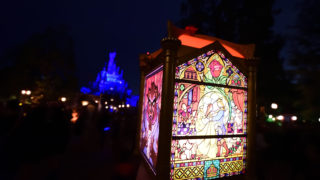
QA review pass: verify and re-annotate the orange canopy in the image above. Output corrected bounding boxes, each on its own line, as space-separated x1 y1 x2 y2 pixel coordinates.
171 25 255 59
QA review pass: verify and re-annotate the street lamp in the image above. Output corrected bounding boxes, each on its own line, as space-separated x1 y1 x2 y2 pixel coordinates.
276 115 284 121
82 100 89 106
21 90 31 95
60 97 67 102
291 116 297 121
271 103 278 109
26 90 31 95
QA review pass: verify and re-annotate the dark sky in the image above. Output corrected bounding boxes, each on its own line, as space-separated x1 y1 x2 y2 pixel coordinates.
0 0 295 95
0 0 182 95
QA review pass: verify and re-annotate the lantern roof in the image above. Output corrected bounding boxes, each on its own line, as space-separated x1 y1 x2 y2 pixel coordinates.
142 24 255 68
170 25 255 59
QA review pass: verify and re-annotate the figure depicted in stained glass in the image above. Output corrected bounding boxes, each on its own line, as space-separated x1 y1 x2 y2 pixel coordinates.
209 59 223 78
177 140 197 160
189 111 197 135
196 92 230 158
229 75 245 134
196 91 229 137
178 103 189 135
174 83 246 137
216 139 230 157
140 68 163 167
145 82 160 165
231 105 243 134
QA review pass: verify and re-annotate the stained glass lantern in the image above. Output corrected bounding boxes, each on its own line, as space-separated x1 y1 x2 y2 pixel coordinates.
137 23 257 180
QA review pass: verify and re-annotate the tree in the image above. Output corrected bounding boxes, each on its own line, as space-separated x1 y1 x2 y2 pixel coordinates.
179 0 295 112
288 0 320 122
0 26 78 103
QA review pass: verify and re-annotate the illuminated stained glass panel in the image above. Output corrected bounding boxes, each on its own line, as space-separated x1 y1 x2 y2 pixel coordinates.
140 66 163 169
175 50 247 88
173 82 247 136
170 137 246 179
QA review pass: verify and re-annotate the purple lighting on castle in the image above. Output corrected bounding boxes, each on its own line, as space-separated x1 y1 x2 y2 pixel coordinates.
80 52 139 107
93 52 128 95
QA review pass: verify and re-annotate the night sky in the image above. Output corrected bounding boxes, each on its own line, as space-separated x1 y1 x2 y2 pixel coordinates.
0 0 295 95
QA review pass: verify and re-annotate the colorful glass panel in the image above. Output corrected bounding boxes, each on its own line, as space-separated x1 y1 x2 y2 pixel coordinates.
140 66 163 169
172 83 247 136
170 137 246 180
172 49 248 179
175 50 247 88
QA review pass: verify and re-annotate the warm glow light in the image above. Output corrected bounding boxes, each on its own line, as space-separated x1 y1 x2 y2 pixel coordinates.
60 97 67 102
318 117 320 122
82 101 89 106
111 98 114 102
118 105 121 108
105 101 108 105
268 114 273 118
105 106 109 109
26 90 31 95
271 103 278 109
126 104 130 108
291 116 297 121
19 102 23 106
277 115 284 121
71 110 78 123
121 104 125 108
21 90 26 95
113 107 117 110
95 100 99 104
178 34 213 48
178 34 245 58
221 44 245 59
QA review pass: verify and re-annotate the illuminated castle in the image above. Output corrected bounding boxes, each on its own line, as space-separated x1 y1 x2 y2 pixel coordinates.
81 52 138 106
93 52 128 95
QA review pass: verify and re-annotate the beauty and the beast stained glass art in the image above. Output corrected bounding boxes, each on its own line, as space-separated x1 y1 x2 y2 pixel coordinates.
173 83 247 137
170 138 246 179
171 137 246 162
175 50 247 88
170 50 247 179
140 66 163 169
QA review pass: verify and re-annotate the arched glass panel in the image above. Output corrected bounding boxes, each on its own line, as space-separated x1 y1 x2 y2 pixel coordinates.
176 50 247 88
171 49 247 179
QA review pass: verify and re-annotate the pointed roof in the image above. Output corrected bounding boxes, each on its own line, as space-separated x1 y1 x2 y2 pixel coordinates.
144 24 255 65
170 24 255 59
